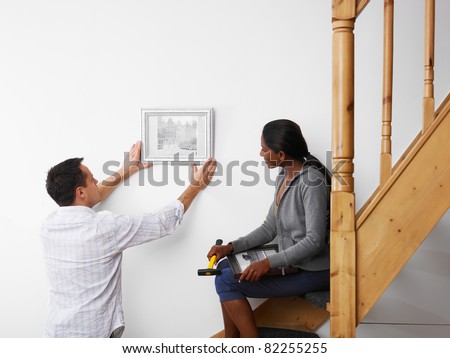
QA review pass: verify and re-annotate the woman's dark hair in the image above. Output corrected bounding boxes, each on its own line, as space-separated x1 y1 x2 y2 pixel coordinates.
263 119 331 187
262 119 309 161
46 157 86 207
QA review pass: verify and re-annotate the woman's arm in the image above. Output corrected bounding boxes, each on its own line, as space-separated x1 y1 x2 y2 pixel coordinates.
230 201 277 253
207 202 277 263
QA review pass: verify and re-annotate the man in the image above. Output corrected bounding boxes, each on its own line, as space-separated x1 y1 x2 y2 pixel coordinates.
41 141 216 337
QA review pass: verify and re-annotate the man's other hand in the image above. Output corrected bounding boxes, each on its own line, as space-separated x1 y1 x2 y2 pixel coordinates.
190 158 217 190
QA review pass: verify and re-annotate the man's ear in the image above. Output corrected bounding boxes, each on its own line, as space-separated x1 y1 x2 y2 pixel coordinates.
75 186 86 200
278 151 286 161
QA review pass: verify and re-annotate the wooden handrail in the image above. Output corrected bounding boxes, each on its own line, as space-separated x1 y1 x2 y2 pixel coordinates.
380 0 394 186
423 0 435 132
356 0 370 18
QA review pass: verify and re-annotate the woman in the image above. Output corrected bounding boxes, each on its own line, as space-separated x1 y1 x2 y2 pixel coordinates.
207 119 330 338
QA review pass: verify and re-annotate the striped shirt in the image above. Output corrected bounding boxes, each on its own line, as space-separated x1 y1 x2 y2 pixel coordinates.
41 200 184 337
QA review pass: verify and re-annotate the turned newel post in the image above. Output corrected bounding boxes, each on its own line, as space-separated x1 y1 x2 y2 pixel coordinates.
330 0 357 338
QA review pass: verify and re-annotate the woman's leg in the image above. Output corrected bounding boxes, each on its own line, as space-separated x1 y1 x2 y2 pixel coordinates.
216 261 259 337
220 302 239 338
222 299 259 338
215 259 330 337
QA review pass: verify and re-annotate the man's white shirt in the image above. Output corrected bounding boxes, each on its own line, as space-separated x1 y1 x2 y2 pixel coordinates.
41 200 184 337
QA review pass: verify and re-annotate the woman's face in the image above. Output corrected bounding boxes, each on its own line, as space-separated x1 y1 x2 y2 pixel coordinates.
260 135 280 168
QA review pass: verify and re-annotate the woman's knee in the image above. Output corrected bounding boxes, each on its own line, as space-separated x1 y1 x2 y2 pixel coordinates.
215 267 236 293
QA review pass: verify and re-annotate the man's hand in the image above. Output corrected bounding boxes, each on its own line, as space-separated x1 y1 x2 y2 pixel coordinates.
122 141 152 179
98 141 151 202
190 158 217 190
101 141 151 188
239 258 271 282
178 158 217 212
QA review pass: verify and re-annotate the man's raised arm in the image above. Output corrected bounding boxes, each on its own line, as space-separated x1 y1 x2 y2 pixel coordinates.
97 141 150 202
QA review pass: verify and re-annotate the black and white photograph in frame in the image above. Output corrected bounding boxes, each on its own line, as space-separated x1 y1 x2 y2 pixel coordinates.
141 108 214 163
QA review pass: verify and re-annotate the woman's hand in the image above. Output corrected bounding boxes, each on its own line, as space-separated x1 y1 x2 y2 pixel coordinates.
239 258 271 282
207 243 233 264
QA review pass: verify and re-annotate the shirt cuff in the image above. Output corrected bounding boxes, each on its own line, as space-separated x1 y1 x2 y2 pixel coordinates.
229 238 247 254
175 199 185 217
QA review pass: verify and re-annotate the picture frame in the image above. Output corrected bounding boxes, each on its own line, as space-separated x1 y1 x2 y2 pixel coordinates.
227 244 300 278
141 108 214 164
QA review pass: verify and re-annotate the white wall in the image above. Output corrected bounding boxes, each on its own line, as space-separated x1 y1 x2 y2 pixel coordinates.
0 0 448 338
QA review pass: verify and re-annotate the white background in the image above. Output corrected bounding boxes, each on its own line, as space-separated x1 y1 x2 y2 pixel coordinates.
0 0 449 338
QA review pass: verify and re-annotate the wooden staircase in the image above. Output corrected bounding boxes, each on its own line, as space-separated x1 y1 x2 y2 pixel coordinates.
330 0 450 337
355 93 450 323
233 0 449 339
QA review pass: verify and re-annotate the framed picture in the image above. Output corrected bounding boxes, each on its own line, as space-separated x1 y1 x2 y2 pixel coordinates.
141 108 214 163
226 244 299 278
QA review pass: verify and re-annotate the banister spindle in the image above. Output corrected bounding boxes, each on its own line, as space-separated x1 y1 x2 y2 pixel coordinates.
423 0 435 133
380 0 394 186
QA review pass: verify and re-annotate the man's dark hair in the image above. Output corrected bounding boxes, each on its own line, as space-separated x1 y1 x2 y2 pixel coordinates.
46 158 86 206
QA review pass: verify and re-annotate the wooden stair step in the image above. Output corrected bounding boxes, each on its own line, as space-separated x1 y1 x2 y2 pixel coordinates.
210 296 330 338
303 291 330 311
253 296 329 333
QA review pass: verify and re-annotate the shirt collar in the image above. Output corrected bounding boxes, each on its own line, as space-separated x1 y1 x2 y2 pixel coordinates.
53 205 96 217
